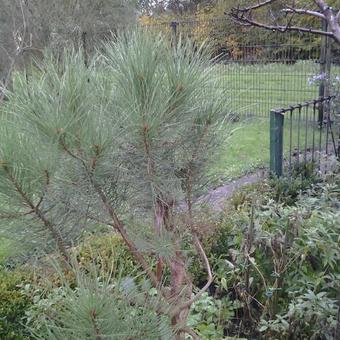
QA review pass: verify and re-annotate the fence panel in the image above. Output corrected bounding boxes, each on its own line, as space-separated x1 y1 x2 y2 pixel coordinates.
143 18 338 118
270 96 339 177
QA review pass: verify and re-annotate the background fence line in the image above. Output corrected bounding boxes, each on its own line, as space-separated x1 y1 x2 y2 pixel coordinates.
143 17 340 118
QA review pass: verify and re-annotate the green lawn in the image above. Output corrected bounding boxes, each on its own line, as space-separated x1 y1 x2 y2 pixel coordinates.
214 61 340 117
212 116 327 182
208 60 338 182
212 119 270 181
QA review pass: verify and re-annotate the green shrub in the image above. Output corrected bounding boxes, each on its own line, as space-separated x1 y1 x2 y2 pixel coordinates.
188 174 340 338
22 233 154 338
187 292 243 339
258 290 338 340
270 162 319 205
0 268 32 339
75 233 138 278
30 233 145 291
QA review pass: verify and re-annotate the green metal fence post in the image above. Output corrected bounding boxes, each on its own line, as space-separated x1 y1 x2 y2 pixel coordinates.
270 110 284 177
170 21 178 45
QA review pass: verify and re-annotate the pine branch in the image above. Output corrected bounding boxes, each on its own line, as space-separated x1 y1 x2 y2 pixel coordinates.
90 309 105 340
1 164 70 264
90 173 162 291
0 210 34 219
35 169 50 209
59 140 162 291
85 213 114 227
174 138 214 317
171 235 213 317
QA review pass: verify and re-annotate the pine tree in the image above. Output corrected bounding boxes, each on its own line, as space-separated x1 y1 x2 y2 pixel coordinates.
0 30 230 338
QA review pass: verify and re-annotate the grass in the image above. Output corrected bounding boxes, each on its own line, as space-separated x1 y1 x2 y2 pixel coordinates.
212 116 329 183
212 119 269 182
215 61 340 117
208 60 339 182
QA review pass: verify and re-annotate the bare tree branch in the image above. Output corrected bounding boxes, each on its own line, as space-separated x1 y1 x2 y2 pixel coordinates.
230 9 333 36
229 0 340 44
236 0 279 13
282 7 325 20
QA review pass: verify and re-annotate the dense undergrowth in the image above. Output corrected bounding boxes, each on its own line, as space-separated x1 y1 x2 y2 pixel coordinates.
191 170 340 339
1 166 339 339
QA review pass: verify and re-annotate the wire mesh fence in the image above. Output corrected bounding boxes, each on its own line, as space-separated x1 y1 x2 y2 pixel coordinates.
143 18 340 118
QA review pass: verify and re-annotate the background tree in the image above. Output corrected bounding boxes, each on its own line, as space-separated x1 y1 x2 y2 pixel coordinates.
139 0 218 15
0 0 136 98
139 0 326 61
140 0 262 58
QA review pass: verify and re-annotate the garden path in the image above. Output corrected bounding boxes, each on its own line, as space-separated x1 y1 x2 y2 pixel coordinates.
197 170 266 210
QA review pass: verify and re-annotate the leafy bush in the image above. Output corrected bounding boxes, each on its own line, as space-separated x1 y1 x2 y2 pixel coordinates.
20 233 159 338
0 235 137 339
258 290 338 340
75 233 138 278
0 268 32 339
22 233 140 292
269 162 319 205
187 292 240 339
188 173 340 338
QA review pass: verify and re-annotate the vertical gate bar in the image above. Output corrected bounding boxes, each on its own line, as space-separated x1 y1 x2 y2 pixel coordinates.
312 101 317 162
325 98 330 155
324 98 331 173
304 104 309 164
289 108 293 176
329 105 338 158
297 105 302 166
318 100 323 167
270 110 284 177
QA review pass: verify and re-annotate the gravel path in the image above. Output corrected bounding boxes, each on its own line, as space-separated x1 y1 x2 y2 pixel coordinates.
196 170 266 210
